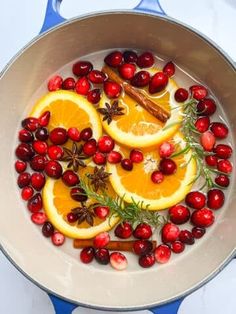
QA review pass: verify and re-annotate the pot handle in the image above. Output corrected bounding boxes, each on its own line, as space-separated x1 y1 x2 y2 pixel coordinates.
49 294 78 314
134 0 166 15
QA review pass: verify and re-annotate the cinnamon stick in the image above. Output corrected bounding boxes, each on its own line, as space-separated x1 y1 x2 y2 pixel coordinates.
102 65 170 123
73 239 157 252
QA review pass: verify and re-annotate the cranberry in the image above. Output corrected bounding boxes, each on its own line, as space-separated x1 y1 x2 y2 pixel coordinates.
83 139 97 156
207 189 225 210
159 141 175 158
93 152 106 165
217 159 232 173
21 186 33 200
137 52 154 68
80 247 94 264
21 117 39 132
215 174 230 187
93 232 110 248
47 145 64 160
62 170 79 187
87 89 101 104
191 208 214 228
45 160 62 179
149 72 168 94
42 221 54 237
123 50 138 63
210 122 228 139
185 191 206 209
98 135 114 153
49 127 68 145
161 223 180 243
70 187 88 202
214 144 232 159
119 63 136 80
192 226 206 239
163 61 175 77
94 248 110 265
151 171 164 184
107 151 122 164
159 158 177 175
18 129 34 143
31 172 46 191
72 61 93 76
104 81 122 99
200 131 215 151
17 172 31 188
67 127 80 142
197 98 216 116
133 223 152 239
195 117 210 133
47 75 63 91
114 222 133 239
154 244 171 264
131 71 150 87
139 253 155 268
110 252 128 271
27 193 43 213
179 230 195 245
31 212 47 225
88 70 106 84
38 111 50 127
67 212 78 223
62 77 75 90
130 149 143 163
190 85 208 100
51 232 65 246
174 88 189 102
133 240 154 256
169 204 190 224
205 155 218 167
171 241 185 254
30 155 47 171
15 143 35 161
32 140 48 155
121 158 133 171
15 160 27 173
104 51 123 68
75 77 91 95
80 127 93 141
94 205 110 219
35 127 49 141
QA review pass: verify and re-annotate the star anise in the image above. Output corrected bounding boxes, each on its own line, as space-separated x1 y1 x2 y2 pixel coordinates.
97 100 124 124
62 142 88 172
71 204 95 226
87 166 111 192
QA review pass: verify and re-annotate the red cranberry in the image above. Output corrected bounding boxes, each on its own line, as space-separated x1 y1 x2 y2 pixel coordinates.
119 63 136 80
207 189 225 210
163 61 175 77
31 212 47 225
27 193 43 213
70 187 88 202
72 61 93 76
139 253 155 268
83 139 97 156
133 223 152 239
45 160 62 179
179 230 195 245
62 77 75 90
133 240 154 256
137 52 154 68
169 204 190 225
197 98 216 116
31 172 45 191
15 160 27 173
174 88 189 102
200 131 215 151
17 172 31 188
151 171 164 184
80 247 94 264
205 155 218 167
62 170 79 187
87 89 101 104
38 111 50 127
217 159 232 173
75 77 91 95
80 127 93 141
88 70 106 84
192 226 206 239
210 122 228 139
130 149 143 163
47 145 64 160
104 81 122 99
18 129 34 143
171 241 185 254
121 158 133 171
159 141 175 158
51 232 65 246
190 85 208 100
32 140 47 155
30 155 47 171
123 50 138 63
104 51 123 68
159 158 177 175
93 152 106 165
21 117 39 132
215 174 230 187
195 117 210 133
98 135 114 153
114 222 133 239
107 151 122 164
110 252 128 271
15 143 35 161
94 248 110 265
149 72 168 94
93 232 110 248
67 127 80 142
154 244 171 264
67 212 78 223
161 223 180 243
185 191 206 209
42 221 54 237
191 208 214 227
47 75 63 91
214 144 232 159
131 71 150 87
35 127 49 141
94 205 110 219
49 127 68 145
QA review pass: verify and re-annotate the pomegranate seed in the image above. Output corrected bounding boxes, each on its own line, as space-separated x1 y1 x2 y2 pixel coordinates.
67 212 78 223
123 50 138 63
192 226 206 239
104 51 123 68
42 221 54 237
38 111 50 127
174 88 189 102
190 85 208 100
49 127 68 145
70 187 88 202
191 208 215 227
94 248 110 265
88 70 106 84
35 127 49 141
62 77 75 90
137 52 154 68
214 144 232 159
207 189 225 210
205 155 218 167
159 158 177 175
121 159 133 171
67 127 80 142
47 145 64 160
15 160 27 173
87 89 101 104
154 244 171 264
51 232 65 246
161 223 180 243
94 205 110 219
151 171 164 184
80 247 94 264
21 186 34 201
93 232 110 248
72 61 93 76
93 152 106 165
31 172 45 191
130 149 143 163
114 222 133 239
163 61 175 77
133 223 152 239
104 81 122 98
15 143 34 161
185 191 206 209
195 117 210 133
21 117 39 132
27 193 42 213
217 159 232 173
169 204 190 224
18 129 34 143
179 230 195 245
83 139 97 156
110 252 128 270
75 77 90 95
47 75 63 91
45 160 62 179
31 212 47 225
30 155 47 171
215 174 230 187
131 71 150 87
197 98 216 116
210 122 228 139
139 253 155 268
133 240 154 256
149 72 168 94
98 135 114 153
200 131 215 151
107 151 122 164
80 127 93 141
159 141 175 158
171 241 185 254
119 63 136 80
17 172 31 188
62 170 79 187
32 140 48 155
